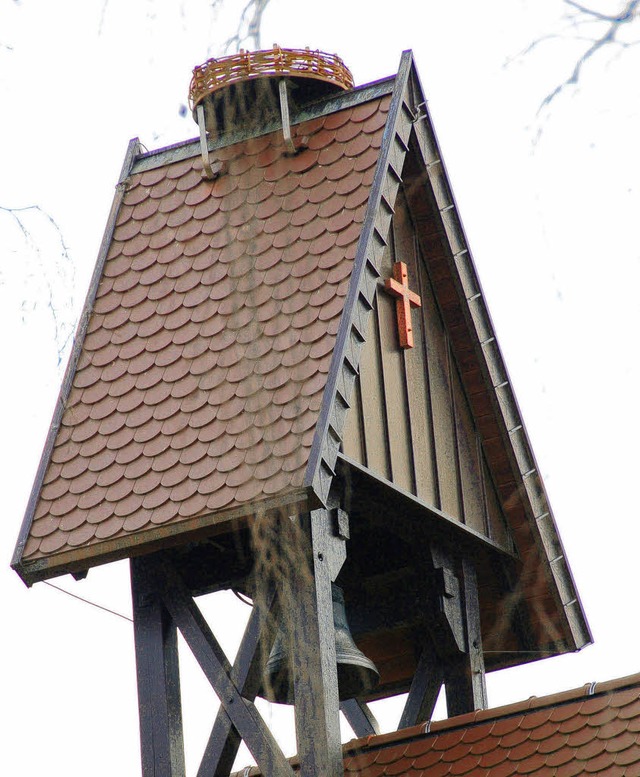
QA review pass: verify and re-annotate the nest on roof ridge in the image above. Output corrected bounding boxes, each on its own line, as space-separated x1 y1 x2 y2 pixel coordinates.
189 45 354 116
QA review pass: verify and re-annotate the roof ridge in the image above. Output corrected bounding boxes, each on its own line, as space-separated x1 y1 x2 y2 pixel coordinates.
342 670 640 755
131 76 396 177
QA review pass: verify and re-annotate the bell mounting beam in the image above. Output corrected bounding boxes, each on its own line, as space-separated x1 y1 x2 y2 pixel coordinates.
444 558 488 716
398 547 488 729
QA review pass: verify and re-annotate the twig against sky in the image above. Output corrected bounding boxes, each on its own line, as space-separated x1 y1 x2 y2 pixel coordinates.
1 204 75 364
535 0 640 112
211 0 272 53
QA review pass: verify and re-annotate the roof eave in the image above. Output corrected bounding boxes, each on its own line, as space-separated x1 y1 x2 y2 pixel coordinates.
11 138 142 585
14 485 315 586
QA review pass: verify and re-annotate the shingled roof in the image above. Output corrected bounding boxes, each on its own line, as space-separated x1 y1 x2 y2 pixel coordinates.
233 672 640 776
12 83 391 581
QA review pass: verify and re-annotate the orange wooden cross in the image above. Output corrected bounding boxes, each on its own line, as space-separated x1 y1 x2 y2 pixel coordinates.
383 261 422 349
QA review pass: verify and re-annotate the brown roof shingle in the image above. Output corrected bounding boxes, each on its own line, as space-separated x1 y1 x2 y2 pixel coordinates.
21 93 390 567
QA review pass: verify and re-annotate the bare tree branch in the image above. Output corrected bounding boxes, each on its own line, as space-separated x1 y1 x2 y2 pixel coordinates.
1 204 75 364
211 0 273 53
533 0 640 113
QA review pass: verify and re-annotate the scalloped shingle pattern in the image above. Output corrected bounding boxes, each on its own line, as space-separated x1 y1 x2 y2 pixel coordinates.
24 95 390 562
340 675 640 777
229 675 640 776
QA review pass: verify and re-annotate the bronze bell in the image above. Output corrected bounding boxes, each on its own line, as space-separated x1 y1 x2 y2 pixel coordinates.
262 584 379 704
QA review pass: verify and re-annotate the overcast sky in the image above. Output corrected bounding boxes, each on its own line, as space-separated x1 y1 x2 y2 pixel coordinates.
3 1 640 774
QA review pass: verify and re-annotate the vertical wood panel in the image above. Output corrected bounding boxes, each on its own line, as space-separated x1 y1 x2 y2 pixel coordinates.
420 271 461 520
451 366 486 533
342 374 366 465
483 456 510 547
408 243 440 507
359 299 391 480
377 255 415 494
393 198 439 505
403 312 438 505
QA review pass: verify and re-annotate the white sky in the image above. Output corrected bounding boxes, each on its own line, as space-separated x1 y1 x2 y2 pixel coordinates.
2 1 640 774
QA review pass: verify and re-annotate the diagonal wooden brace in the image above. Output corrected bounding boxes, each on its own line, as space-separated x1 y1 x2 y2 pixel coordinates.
340 699 380 737
197 585 280 777
145 555 295 777
399 640 443 728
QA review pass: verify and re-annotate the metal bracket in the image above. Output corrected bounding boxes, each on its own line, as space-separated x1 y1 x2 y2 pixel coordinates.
196 103 223 180
411 100 428 123
278 79 297 156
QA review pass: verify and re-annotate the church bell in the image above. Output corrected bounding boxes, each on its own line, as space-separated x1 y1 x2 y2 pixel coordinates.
262 584 379 704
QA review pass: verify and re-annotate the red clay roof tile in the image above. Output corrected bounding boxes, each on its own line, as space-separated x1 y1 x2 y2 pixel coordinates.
17 94 390 568
319 674 640 777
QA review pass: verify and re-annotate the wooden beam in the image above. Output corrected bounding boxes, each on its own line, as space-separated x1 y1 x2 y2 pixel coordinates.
444 558 488 717
146 555 295 777
399 641 443 729
198 586 279 777
340 699 380 737
284 509 344 777
131 557 186 777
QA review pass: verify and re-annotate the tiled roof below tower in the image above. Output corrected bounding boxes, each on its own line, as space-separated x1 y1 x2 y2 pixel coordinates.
341 673 640 777
232 673 640 776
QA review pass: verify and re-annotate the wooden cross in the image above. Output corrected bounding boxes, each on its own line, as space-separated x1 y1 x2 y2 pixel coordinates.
384 261 422 348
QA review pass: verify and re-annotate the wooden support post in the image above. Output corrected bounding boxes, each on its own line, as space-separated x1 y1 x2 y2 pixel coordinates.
283 508 344 777
444 558 488 717
131 557 186 777
340 699 380 737
399 641 443 729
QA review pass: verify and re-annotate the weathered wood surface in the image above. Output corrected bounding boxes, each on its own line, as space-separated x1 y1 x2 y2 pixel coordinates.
198 586 279 777
285 510 344 777
341 188 510 546
444 558 488 717
145 555 295 777
341 699 381 737
399 641 443 729
131 557 186 777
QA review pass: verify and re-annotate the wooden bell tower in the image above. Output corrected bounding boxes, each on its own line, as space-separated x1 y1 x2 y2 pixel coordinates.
13 48 591 776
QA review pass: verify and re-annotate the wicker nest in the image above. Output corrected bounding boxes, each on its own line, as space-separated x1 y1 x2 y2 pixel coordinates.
189 45 354 112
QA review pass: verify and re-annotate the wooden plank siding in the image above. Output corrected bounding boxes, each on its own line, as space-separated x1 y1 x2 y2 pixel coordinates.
341 189 509 547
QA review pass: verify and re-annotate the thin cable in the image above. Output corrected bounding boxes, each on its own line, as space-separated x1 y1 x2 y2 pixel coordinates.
483 649 569 655
43 581 133 623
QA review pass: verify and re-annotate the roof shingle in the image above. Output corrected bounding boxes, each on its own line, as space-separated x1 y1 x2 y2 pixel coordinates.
225 675 640 777
336 674 640 777
21 94 390 565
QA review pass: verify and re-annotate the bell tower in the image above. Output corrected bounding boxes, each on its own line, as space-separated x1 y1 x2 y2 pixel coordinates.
13 47 591 776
